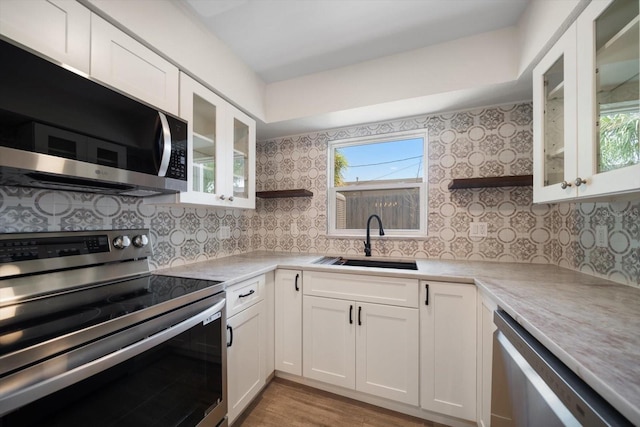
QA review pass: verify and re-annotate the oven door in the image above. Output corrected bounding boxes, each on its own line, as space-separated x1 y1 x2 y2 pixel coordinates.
0 294 227 427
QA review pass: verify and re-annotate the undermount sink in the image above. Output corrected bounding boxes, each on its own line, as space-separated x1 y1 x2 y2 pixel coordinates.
315 257 418 270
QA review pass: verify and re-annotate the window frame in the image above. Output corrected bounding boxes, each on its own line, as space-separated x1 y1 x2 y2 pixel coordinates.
327 129 428 237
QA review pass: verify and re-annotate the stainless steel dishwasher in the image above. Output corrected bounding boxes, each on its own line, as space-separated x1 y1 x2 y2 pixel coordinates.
492 309 632 427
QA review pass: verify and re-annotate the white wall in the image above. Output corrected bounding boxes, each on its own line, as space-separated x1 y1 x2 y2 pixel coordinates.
516 0 587 75
84 0 266 121
264 0 589 129
265 27 519 123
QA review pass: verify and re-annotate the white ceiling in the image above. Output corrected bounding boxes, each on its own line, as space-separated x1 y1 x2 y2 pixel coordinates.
183 0 529 83
179 0 532 139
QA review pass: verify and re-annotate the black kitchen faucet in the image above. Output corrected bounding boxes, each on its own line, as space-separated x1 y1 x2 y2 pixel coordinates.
364 214 384 256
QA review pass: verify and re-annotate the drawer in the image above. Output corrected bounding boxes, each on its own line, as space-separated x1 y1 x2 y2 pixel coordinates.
226 275 265 318
303 271 418 308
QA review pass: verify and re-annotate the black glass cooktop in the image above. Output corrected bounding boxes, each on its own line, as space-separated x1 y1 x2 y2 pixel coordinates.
0 275 222 357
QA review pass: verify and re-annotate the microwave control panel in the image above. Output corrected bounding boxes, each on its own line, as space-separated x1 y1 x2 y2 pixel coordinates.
167 139 187 181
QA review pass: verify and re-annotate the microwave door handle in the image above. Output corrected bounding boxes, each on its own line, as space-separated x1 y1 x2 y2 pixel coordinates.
157 111 172 177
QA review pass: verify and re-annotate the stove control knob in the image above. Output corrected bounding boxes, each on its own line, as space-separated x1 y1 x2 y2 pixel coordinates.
113 235 131 249
132 234 149 248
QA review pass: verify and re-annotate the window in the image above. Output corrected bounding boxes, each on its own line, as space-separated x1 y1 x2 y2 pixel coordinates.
328 130 427 236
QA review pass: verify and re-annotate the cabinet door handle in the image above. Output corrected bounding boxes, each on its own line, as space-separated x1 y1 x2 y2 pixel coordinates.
238 289 255 298
358 306 362 326
349 305 353 324
227 325 233 347
295 273 300 291
425 284 429 306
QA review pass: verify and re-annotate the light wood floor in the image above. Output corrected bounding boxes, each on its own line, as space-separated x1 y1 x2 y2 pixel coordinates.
234 378 449 427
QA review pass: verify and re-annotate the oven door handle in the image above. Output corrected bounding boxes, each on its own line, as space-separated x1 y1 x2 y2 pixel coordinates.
0 297 226 416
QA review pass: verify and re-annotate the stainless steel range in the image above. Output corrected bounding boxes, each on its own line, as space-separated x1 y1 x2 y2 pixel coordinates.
0 229 227 427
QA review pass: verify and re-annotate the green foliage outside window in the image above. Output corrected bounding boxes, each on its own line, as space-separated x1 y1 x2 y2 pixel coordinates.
334 149 348 186
203 161 215 193
234 156 245 177
599 112 640 172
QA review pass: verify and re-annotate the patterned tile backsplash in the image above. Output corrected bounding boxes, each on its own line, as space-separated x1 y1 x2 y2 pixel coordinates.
0 187 249 270
251 102 639 286
0 102 638 286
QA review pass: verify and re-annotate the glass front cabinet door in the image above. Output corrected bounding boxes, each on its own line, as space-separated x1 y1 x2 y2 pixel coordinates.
178 73 227 205
534 0 640 203
226 105 256 209
153 73 255 208
577 0 640 199
533 24 578 203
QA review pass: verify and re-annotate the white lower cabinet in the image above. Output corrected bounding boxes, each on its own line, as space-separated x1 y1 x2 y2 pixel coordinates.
265 271 275 378
356 301 419 404
420 281 477 421
220 268 494 427
274 269 303 375
303 295 355 389
302 271 419 406
226 276 267 424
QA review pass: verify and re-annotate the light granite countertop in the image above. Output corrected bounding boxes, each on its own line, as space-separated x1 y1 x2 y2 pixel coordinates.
153 251 325 284
155 251 640 424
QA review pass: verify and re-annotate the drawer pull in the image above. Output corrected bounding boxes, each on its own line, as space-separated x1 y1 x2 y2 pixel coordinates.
425 284 429 305
238 289 255 298
349 305 353 324
295 273 300 291
358 306 362 326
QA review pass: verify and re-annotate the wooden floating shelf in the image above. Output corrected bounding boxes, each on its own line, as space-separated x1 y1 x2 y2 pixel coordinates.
448 175 533 190
256 189 314 198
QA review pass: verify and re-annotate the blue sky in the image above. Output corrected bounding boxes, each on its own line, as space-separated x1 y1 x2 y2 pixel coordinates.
337 138 424 182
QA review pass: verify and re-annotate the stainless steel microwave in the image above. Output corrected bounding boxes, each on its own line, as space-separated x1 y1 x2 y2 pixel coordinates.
0 39 187 196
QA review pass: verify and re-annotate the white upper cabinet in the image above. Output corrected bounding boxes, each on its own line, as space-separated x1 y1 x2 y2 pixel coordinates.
576 0 640 198
533 24 578 203
0 2 179 114
90 13 179 115
0 0 90 73
226 103 256 209
175 73 227 206
151 73 255 208
534 0 640 203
